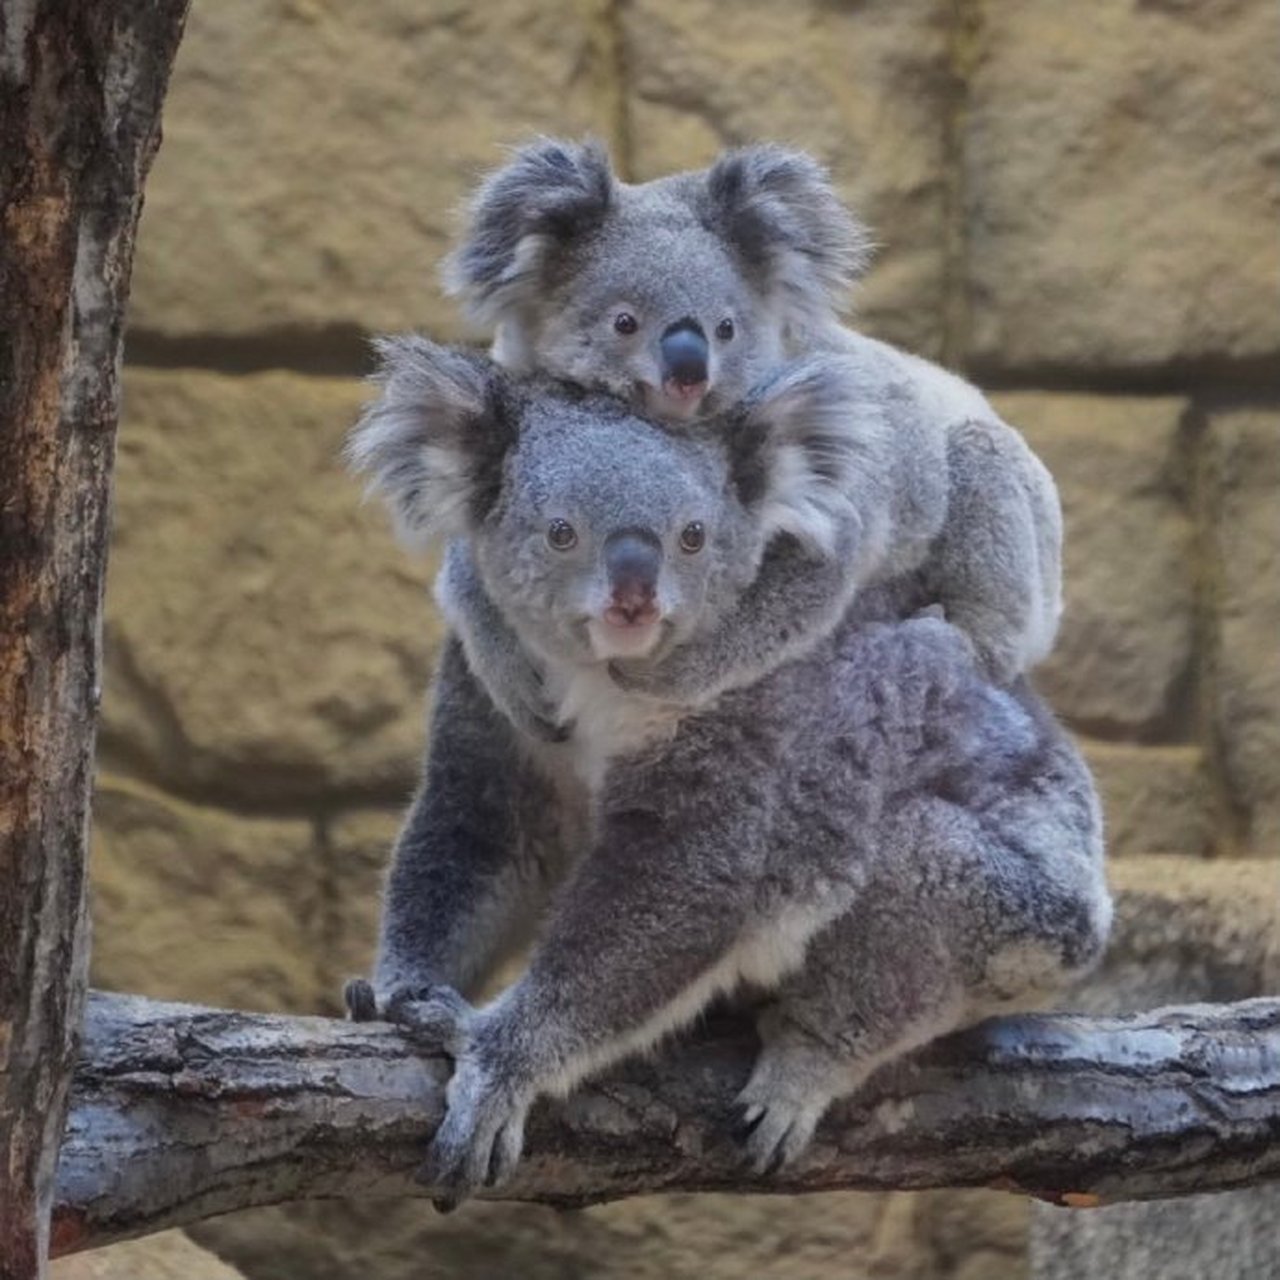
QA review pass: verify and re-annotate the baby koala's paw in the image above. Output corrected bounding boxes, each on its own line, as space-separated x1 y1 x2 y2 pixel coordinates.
417 1041 532 1210
342 978 474 1055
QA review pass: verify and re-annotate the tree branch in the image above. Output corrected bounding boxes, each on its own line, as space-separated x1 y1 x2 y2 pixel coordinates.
51 990 1280 1256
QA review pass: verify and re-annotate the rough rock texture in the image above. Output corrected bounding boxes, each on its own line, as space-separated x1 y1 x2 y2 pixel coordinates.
1077 741 1212 860
622 0 954 360
90 777 323 1012
1205 408 1280 853
1032 1189 1280 1280
93 1 1279 1277
128 2 604 347
320 809 403 1006
190 1193 891 1280
51 1232 245 1280
995 393 1196 740
963 0 1280 375
102 370 443 806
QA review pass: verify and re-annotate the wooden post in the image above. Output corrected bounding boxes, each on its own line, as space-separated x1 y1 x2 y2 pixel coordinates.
0 5 188 1276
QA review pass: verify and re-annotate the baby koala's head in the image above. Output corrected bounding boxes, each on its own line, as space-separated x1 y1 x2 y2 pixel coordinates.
442 138 871 423
350 337 862 668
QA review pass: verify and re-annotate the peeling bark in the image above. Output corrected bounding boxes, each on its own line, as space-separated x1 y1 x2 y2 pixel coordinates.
0 6 188 1278
50 991 1280 1256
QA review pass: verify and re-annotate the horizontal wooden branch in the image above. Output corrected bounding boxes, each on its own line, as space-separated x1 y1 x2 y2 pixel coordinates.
51 990 1280 1255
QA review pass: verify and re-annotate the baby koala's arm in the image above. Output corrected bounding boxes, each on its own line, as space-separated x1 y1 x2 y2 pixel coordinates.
611 526 861 705
435 539 568 743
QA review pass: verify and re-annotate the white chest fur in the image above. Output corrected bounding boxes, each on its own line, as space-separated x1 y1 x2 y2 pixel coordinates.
543 662 684 792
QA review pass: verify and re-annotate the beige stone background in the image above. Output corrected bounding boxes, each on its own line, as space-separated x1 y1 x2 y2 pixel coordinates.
76 0 1279 1277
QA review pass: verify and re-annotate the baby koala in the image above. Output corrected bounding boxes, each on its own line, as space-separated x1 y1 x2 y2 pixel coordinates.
347 337 1110 1206
437 138 1062 740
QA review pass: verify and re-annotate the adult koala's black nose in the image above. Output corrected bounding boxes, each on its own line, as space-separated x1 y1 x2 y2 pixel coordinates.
659 319 709 389
604 530 662 614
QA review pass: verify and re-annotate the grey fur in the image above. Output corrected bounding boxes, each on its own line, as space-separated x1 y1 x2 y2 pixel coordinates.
347 342 1110 1205
439 137 1061 723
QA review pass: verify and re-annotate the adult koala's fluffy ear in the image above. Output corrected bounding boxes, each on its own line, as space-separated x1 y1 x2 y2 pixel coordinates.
348 336 515 547
731 356 884 556
443 137 616 324
703 146 872 331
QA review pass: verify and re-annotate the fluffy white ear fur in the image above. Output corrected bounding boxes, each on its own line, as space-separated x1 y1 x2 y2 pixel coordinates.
705 146 875 335
347 336 503 548
745 357 886 557
441 136 615 326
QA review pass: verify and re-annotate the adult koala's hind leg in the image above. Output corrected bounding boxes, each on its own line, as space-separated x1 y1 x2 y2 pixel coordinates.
737 674 1109 1173
737 896 965 1173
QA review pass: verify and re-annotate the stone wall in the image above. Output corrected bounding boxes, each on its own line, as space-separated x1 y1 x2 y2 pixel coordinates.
91 2 1279 1277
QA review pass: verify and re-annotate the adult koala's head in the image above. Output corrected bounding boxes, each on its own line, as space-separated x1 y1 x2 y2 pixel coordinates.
350 336 862 668
442 138 871 423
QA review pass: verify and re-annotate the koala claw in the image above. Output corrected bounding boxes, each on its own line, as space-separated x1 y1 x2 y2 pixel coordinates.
735 1095 822 1174
343 977 379 1022
387 985 474 1055
734 1026 840 1173
343 979 474 1055
417 1054 530 1206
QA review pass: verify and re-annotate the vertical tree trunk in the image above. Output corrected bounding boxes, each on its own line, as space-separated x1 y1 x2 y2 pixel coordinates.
0 5 188 1276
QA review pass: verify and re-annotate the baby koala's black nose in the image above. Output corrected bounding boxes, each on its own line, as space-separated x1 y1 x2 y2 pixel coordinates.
659 319 709 390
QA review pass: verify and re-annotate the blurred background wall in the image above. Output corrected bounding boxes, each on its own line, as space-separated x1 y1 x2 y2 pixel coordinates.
85 1 1278 1277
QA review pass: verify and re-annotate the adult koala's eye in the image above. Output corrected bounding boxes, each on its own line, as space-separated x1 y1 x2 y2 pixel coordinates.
546 519 578 551
715 318 735 341
613 312 639 336
679 522 706 554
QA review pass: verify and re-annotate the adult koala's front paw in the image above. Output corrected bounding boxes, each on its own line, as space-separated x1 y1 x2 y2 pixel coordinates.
343 978 474 1055
417 1043 533 1209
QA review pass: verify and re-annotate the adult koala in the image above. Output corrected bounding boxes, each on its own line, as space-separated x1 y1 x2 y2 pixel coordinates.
346 336 1111 1208
435 138 1062 740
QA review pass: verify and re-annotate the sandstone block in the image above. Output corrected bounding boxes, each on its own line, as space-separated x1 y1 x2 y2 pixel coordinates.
321 808 403 1004
90 777 322 1012
1206 407 1280 853
52 1231 247 1280
623 0 953 358
1074 854 1279 1012
964 0 1280 373
994 393 1195 737
103 369 443 801
129 1 603 342
1080 740 1213 859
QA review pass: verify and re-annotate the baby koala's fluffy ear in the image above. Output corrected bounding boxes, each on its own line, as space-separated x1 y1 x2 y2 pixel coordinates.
703 146 872 331
442 137 616 324
731 356 881 556
348 336 515 547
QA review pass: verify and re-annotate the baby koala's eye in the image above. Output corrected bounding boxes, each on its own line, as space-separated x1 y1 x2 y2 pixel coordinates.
613 312 639 336
546 519 578 551
678 521 706 554
715 318 735 341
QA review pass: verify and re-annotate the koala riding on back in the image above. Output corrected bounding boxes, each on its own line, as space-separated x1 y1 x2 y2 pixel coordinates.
346 337 1111 1207
436 138 1063 738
